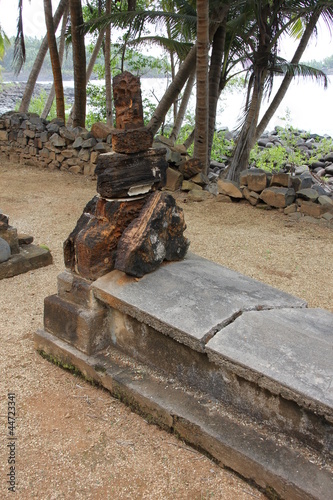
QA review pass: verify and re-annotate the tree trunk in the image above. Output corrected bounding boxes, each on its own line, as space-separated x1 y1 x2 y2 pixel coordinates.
207 22 227 161
256 8 322 140
19 0 68 113
67 28 105 126
169 70 195 143
147 5 228 139
105 0 113 125
41 3 69 119
193 0 209 174
147 44 197 136
69 0 86 128
226 66 266 182
44 0 65 122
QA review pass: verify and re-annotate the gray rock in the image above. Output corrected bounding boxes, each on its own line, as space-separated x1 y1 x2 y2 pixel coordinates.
312 184 329 196
0 237 11 263
46 123 60 134
72 137 84 149
296 188 319 202
49 133 66 148
318 195 333 207
294 165 309 175
325 164 333 175
81 137 97 149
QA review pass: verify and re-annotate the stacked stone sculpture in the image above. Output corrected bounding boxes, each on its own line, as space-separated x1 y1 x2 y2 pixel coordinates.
64 72 189 280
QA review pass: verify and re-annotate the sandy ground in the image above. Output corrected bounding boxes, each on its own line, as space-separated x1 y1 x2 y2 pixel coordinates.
1 157 332 499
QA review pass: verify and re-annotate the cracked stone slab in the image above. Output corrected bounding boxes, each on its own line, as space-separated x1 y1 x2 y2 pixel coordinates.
206 308 333 416
92 253 306 352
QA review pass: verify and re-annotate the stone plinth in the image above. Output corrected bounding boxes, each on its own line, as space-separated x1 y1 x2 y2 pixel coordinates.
35 254 333 500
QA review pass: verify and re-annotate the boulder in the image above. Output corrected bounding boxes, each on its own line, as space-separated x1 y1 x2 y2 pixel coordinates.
182 180 200 192
0 237 11 263
296 188 319 202
179 158 203 179
187 189 211 201
325 164 333 175
243 187 260 206
91 122 115 140
217 179 243 198
270 172 290 187
318 195 333 207
247 170 268 192
165 167 183 191
49 133 66 148
81 137 97 149
297 200 331 217
260 187 296 208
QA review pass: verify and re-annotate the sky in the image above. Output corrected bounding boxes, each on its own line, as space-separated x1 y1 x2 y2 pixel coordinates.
1 0 333 62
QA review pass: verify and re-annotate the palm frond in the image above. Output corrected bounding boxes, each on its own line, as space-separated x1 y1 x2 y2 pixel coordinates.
125 35 193 61
83 10 197 39
13 0 25 75
272 58 328 87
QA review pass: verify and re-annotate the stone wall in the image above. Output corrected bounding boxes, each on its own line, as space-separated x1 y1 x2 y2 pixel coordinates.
1 112 332 224
0 112 113 176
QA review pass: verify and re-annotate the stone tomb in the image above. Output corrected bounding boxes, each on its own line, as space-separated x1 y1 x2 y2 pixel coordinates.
0 211 52 279
35 254 333 500
35 72 333 498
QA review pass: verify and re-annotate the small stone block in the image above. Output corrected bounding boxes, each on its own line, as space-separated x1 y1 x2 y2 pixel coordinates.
111 127 153 154
0 244 52 280
43 294 108 355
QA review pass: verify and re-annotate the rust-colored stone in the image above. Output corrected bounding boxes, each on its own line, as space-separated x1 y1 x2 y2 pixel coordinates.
113 71 144 130
111 127 153 154
115 191 190 277
179 158 203 179
63 196 146 281
91 122 115 140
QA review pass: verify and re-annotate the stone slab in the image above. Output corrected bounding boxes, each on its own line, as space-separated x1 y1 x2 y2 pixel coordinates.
34 328 333 500
0 244 52 279
206 308 333 417
92 253 307 352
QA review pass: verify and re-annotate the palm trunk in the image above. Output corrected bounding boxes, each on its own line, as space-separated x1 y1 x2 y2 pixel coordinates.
207 22 227 161
193 0 209 173
105 0 113 125
44 0 65 122
147 5 228 139
69 0 86 128
67 28 105 126
169 70 195 144
226 67 266 182
19 0 68 113
256 8 322 140
147 44 197 136
41 3 69 119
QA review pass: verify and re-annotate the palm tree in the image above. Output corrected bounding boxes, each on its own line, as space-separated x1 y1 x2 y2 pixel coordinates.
41 3 69 119
256 5 330 139
226 0 328 182
69 0 86 127
193 0 209 173
44 0 66 122
105 0 113 125
19 0 68 113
